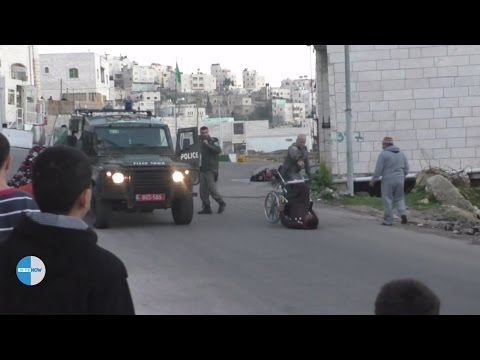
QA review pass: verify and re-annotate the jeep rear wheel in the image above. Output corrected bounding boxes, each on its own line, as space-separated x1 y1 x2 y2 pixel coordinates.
172 194 194 225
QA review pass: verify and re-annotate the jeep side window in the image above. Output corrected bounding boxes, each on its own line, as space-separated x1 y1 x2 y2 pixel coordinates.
179 132 194 150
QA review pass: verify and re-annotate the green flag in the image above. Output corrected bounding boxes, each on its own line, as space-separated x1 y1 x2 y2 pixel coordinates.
175 62 182 84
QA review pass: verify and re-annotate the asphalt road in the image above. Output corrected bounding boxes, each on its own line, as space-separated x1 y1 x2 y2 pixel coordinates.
9 149 480 314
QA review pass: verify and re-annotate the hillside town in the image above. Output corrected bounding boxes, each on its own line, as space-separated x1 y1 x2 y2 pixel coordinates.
0 46 315 157
2 45 480 179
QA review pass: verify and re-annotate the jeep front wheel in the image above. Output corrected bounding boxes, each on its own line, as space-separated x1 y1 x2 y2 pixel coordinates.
172 194 194 225
90 195 112 229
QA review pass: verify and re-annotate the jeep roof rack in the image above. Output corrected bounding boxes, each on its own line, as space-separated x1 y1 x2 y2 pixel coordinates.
75 109 153 116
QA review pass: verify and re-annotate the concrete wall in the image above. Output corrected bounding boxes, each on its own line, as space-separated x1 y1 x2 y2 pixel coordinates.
325 45 480 175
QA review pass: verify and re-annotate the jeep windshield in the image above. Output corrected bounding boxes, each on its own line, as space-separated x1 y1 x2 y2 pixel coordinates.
95 126 172 154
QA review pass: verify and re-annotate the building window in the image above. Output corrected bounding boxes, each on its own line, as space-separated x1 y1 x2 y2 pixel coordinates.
69 68 79 78
44 67 49 74
8 90 15 105
11 63 27 81
97 69 99 79
89 93 96 101
234 123 244 135
147 97 150 100
101 67 105 84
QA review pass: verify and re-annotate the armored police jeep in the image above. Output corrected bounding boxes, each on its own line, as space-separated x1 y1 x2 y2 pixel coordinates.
69 109 200 229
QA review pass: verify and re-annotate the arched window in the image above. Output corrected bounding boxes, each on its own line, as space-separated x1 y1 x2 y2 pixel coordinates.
69 68 79 78
44 67 49 74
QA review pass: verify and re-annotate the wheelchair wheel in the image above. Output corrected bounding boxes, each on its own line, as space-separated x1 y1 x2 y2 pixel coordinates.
264 191 281 224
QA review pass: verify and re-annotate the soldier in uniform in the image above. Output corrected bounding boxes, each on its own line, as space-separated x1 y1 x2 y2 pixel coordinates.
198 126 226 215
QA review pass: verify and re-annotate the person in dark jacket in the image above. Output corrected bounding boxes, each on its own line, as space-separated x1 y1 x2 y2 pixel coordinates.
279 182 318 230
281 134 311 181
370 136 410 226
198 126 226 214
0 146 135 315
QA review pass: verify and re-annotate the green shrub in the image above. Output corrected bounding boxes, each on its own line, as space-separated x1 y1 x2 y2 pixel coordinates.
310 162 334 194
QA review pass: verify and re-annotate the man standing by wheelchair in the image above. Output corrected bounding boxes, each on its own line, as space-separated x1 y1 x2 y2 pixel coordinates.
273 134 318 229
281 134 311 181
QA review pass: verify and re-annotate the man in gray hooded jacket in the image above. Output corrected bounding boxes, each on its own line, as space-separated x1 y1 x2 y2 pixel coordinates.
370 137 409 226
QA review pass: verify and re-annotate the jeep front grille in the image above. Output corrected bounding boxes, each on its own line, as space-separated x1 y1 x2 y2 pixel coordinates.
130 169 171 193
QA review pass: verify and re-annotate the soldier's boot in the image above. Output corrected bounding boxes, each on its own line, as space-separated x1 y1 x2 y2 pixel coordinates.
218 201 226 214
198 206 213 215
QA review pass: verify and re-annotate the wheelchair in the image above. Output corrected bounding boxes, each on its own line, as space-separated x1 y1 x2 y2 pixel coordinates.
264 166 312 224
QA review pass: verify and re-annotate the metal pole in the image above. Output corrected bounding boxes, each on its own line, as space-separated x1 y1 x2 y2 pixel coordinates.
344 45 354 196
174 77 177 133
314 46 322 164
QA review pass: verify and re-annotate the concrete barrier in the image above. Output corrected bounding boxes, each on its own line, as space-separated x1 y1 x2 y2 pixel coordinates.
2 129 33 149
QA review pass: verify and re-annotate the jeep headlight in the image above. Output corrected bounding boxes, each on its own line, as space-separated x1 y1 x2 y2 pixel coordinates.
172 171 184 183
112 172 125 184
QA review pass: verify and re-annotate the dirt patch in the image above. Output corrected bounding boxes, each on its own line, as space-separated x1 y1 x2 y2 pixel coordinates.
319 200 480 244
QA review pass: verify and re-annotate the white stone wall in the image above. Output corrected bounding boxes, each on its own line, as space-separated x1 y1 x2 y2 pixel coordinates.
40 53 110 101
325 45 480 175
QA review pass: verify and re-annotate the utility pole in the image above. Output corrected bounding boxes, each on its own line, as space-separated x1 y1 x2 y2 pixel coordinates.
313 45 322 164
174 75 177 134
344 45 354 196
60 78 63 99
196 95 200 128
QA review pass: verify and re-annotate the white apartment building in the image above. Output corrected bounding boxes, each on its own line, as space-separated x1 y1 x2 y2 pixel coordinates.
272 99 306 125
211 63 237 90
40 52 110 102
131 91 161 111
281 77 314 91
292 88 316 116
181 71 216 94
123 64 159 94
104 54 132 90
243 69 265 91
271 87 292 100
0 45 43 129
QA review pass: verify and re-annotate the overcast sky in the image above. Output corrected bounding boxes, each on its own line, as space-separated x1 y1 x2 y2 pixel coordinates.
38 45 315 88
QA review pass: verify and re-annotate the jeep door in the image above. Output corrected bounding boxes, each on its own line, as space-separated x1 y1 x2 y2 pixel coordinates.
175 127 200 168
